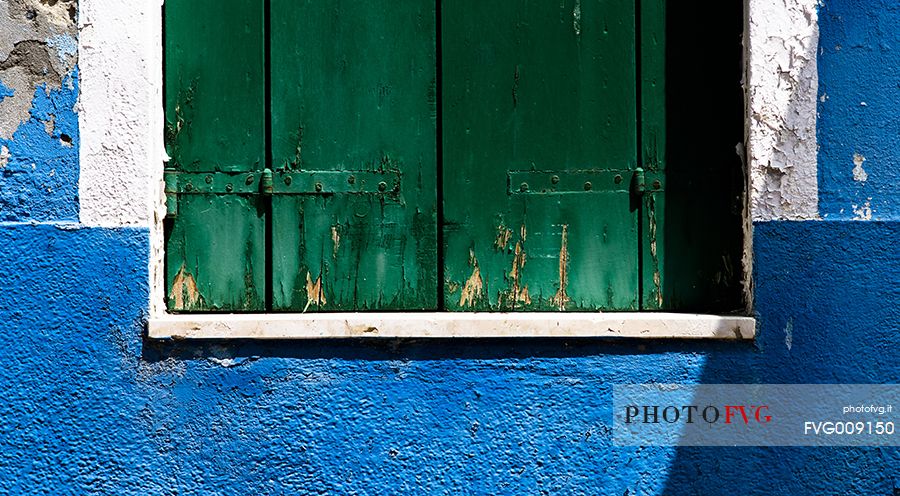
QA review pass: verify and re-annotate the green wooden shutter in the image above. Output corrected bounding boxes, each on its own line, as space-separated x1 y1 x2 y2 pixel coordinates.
164 0 665 314
442 0 644 311
640 0 667 310
269 0 438 311
164 0 267 312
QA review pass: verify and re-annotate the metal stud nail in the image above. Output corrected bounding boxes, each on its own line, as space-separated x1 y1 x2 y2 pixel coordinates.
378 181 388 192
584 181 593 191
520 182 529 192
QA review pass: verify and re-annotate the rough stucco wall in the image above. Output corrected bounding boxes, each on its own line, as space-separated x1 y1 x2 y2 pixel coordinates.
78 0 160 227
817 0 900 220
0 0 78 221
0 223 897 495
0 0 897 494
747 0 819 221
0 0 75 139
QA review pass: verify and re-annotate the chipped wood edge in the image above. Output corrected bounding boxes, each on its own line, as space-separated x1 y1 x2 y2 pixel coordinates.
149 313 756 340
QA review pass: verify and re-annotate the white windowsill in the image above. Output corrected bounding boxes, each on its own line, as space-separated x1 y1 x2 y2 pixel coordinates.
148 313 755 340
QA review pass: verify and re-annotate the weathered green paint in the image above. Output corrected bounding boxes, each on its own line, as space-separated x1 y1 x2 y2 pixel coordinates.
640 0 666 310
163 1 692 314
164 0 267 311
442 0 640 311
269 0 438 311
166 195 267 312
164 0 265 172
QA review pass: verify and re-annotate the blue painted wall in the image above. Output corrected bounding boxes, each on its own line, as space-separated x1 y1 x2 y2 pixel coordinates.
0 0 897 494
0 223 896 494
0 73 79 222
817 0 900 220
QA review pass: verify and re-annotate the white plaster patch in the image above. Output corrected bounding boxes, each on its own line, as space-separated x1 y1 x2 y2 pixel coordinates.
78 0 164 227
852 153 868 182
784 317 793 351
852 199 872 220
746 0 820 221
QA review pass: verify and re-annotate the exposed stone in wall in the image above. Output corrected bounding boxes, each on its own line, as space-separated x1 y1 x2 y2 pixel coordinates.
0 0 77 139
0 0 79 222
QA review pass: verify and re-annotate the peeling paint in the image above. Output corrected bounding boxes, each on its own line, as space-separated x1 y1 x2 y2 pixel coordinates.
459 250 483 307
331 225 340 259
573 0 582 36
511 65 519 108
549 224 570 311
293 124 303 167
45 33 76 63
852 153 868 182
747 0 819 220
852 199 872 220
304 271 326 312
646 196 662 307
0 0 79 222
494 224 513 251
42 112 54 134
0 70 79 221
784 317 793 351
169 264 203 310
0 0 77 140
502 236 531 308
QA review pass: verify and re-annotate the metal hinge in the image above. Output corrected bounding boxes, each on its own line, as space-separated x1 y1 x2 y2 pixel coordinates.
506 169 663 196
632 168 664 196
164 169 401 218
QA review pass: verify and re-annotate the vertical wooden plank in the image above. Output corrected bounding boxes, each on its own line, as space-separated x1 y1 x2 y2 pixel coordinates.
640 0 667 310
270 0 438 311
164 0 267 311
164 0 265 172
442 0 639 311
166 194 267 311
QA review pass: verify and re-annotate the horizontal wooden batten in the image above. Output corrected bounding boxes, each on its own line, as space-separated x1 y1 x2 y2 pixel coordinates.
149 313 755 340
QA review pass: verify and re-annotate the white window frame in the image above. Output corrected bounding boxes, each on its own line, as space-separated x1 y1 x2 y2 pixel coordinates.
78 0 821 339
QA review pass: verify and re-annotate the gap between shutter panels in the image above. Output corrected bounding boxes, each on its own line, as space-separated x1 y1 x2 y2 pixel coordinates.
163 0 665 314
